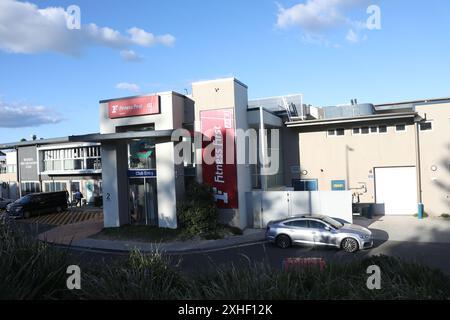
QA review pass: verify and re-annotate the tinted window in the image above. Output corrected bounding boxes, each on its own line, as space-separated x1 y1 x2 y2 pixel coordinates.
378 125 387 133
396 124 406 131
361 127 369 134
419 122 432 131
370 126 378 133
353 128 360 134
15 195 31 205
336 128 345 136
284 220 308 228
308 220 327 229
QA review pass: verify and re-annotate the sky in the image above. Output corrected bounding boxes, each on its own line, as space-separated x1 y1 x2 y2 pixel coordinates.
0 0 449 142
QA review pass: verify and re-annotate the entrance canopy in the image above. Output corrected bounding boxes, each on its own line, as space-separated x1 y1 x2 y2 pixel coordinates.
0 129 175 150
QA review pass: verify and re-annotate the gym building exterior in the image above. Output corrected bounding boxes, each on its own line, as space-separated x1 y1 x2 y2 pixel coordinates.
0 77 449 229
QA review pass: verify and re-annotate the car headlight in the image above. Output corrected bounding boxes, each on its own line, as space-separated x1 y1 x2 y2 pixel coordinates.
359 234 370 240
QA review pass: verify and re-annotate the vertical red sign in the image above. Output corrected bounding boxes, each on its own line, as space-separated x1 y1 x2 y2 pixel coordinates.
200 108 238 209
108 95 159 119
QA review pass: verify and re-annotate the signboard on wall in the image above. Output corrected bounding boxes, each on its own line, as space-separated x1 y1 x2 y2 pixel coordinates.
200 108 238 209
108 95 159 119
128 169 157 178
331 180 346 190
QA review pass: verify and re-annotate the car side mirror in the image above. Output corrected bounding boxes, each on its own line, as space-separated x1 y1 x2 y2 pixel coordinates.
324 226 331 231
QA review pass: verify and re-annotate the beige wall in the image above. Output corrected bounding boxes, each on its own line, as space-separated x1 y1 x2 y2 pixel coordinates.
298 121 416 203
416 102 450 216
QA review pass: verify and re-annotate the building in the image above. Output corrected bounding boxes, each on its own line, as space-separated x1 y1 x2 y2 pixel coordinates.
0 77 448 230
0 139 102 203
286 98 450 217
0 150 19 199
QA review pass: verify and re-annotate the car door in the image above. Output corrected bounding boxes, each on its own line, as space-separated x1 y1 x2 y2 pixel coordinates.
307 219 336 246
283 219 314 245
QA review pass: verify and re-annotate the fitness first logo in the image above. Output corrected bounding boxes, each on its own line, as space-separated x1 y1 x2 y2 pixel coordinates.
111 105 119 114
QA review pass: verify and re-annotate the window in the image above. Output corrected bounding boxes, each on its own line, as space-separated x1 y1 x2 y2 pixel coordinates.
396 124 406 132
21 182 40 195
378 125 387 133
370 126 378 133
285 220 308 228
352 128 360 135
419 121 433 131
361 127 369 134
293 179 318 191
42 145 101 173
336 128 345 136
327 128 345 137
307 220 327 230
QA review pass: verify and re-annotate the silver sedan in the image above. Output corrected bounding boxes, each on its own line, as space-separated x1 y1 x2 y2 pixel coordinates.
266 215 373 253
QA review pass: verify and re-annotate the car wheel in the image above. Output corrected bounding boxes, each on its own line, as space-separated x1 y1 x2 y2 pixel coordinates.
276 234 292 249
23 211 31 219
341 238 359 253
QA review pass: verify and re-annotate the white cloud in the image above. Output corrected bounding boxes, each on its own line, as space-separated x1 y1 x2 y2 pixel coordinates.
0 100 64 128
116 82 141 93
276 0 370 43
0 0 176 56
120 49 143 62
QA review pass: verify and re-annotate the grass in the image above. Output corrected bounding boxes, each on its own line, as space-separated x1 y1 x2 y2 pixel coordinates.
413 211 429 218
0 220 450 300
91 223 243 243
2 222 450 300
91 225 184 243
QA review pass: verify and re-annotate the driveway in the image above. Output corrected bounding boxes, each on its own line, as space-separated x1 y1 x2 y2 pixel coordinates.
354 215 450 243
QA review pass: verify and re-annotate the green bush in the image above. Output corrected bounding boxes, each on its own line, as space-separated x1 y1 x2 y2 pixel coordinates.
187 255 450 300
75 249 187 300
177 181 218 237
441 213 450 218
0 223 69 299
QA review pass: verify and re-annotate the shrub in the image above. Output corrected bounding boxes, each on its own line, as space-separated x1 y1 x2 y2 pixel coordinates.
441 213 450 218
75 249 187 300
187 255 450 300
0 223 69 299
177 181 218 237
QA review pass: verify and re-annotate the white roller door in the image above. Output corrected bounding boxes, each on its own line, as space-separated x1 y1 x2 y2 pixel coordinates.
375 167 418 215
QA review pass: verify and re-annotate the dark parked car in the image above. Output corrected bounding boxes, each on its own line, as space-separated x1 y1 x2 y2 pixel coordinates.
0 197 13 209
6 191 68 219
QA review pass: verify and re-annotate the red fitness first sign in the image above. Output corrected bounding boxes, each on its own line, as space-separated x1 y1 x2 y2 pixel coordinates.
200 108 238 209
108 95 159 119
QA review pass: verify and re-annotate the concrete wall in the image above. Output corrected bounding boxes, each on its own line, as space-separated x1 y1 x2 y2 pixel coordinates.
297 120 416 203
416 102 450 216
249 190 352 228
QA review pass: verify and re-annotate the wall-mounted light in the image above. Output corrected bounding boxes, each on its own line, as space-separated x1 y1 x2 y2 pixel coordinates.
301 170 308 176
431 165 437 172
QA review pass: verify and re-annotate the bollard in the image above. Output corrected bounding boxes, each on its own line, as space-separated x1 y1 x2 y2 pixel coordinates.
418 203 424 219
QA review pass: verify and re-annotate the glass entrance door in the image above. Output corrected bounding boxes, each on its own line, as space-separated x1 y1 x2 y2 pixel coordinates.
129 178 158 226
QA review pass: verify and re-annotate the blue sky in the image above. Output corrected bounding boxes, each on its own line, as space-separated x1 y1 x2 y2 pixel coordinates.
0 0 449 142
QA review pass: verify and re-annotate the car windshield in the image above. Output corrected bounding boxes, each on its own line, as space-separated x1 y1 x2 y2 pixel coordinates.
321 216 344 229
14 195 31 205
